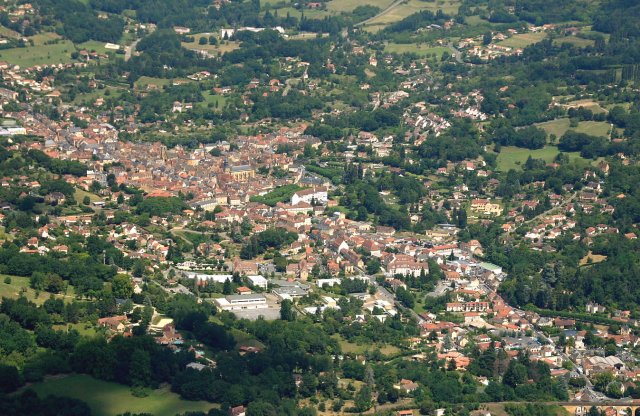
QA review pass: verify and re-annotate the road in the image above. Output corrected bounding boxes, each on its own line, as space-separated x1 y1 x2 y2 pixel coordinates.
124 39 140 61
355 0 404 28
447 41 464 63
373 279 425 324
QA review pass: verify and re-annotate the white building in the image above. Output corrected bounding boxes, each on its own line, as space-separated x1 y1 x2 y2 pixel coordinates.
291 187 328 206
214 294 267 311
247 275 268 290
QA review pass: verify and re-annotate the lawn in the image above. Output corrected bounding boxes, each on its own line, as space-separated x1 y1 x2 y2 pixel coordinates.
0 275 76 305
384 43 448 58
0 38 75 68
536 118 611 139
30 374 218 416
498 31 547 48
495 146 584 171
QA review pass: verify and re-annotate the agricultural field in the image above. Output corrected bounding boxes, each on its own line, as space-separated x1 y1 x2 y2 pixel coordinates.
497 31 547 48
384 43 449 58
29 374 218 416
495 146 583 171
0 32 75 68
536 118 612 139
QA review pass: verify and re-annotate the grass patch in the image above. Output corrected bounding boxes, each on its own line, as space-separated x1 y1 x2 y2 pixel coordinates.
182 36 241 56
497 31 547 48
495 146 585 171
553 36 594 48
333 335 400 356
134 76 173 89
384 43 448 58
74 188 101 204
536 119 611 139
0 38 75 68
77 40 114 54
201 92 226 109
231 328 265 349
0 25 21 39
30 374 218 416
579 251 607 266
327 0 393 13
52 322 99 337
0 275 76 305
364 0 460 29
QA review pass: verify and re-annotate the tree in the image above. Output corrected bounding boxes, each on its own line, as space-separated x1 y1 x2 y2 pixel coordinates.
111 274 134 299
223 278 232 295
129 349 152 387
0 364 22 393
354 385 372 412
280 299 296 321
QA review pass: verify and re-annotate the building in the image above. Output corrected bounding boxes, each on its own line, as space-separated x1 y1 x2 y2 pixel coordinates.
247 275 268 290
291 187 328 205
229 165 255 181
214 294 268 311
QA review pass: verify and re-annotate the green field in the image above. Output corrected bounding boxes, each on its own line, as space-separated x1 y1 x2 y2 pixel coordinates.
0 39 74 68
332 335 400 356
327 0 393 13
536 119 611 139
553 36 595 48
74 188 101 204
495 146 584 171
498 31 547 48
363 0 461 31
30 374 218 416
202 92 227 109
0 275 76 305
384 43 448 58
182 35 241 56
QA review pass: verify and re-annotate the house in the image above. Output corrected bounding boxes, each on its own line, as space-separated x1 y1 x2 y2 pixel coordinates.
44 192 66 205
229 406 246 416
97 315 128 332
394 379 419 393
236 286 253 295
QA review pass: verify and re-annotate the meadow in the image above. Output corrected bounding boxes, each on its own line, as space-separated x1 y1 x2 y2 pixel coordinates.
30 374 217 416
0 275 76 305
536 118 611 139
384 43 449 58
497 31 547 48
495 146 584 171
